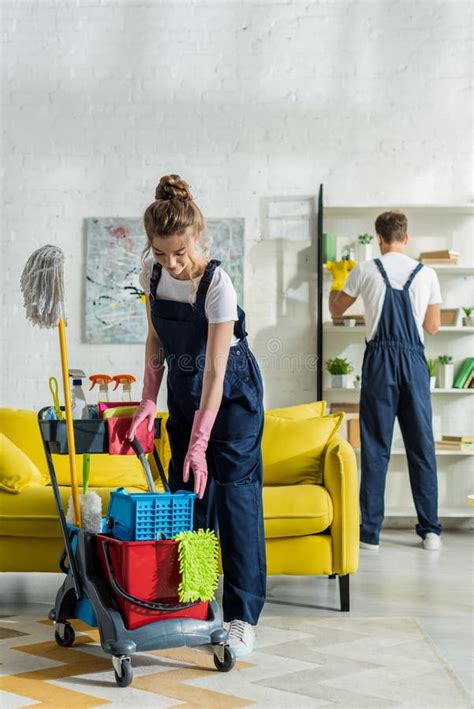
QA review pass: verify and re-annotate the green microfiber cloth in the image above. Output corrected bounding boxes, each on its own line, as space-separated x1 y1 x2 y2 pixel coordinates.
174 529 219 603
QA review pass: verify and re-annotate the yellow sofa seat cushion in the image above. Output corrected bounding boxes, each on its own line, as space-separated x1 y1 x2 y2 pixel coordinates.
0 484 146 538
0 433 48 493
263 484 333 538
262 413 344 486
266 401 326 419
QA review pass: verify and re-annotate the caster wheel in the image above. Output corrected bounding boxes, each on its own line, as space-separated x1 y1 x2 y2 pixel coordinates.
54 623 75 647
213 646 236 672
114 658 133 688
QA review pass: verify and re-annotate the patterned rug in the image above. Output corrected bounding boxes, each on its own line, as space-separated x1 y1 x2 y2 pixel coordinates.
0 614 470 707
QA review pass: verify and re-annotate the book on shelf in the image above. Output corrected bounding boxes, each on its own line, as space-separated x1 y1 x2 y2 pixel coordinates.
453 357 474 388
435 442 472 452
330 403 360 414
332 315 365 325
463 371 474 389
442 435 474 443
418 249 460 260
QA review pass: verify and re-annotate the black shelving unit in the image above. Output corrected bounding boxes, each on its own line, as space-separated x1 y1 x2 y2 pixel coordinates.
317 184 324 401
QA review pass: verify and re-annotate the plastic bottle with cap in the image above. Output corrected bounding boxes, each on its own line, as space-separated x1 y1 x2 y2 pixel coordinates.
112 374 136 401
69 369 89 419
89 374 113 403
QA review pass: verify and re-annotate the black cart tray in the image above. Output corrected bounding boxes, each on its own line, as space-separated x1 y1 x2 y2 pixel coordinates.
38 407 161 455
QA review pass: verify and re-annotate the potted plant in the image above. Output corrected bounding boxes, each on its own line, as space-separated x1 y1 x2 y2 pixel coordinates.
427 357 436 391
357 233 374 262
354 374 362 390
462 306 473 327
437 355 454 389
326 357 354 388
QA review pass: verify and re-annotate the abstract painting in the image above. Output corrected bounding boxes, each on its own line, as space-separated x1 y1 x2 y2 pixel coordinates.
85 217 245 344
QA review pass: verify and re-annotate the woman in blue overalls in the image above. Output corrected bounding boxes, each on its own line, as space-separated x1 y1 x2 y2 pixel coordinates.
128 175 266 657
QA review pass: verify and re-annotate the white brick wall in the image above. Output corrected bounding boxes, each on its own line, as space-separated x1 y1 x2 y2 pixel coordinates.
1 0 472 410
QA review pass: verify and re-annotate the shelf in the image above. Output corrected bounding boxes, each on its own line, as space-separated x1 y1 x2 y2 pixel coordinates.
385 507 474 518
323 323 474 333
353 447 473 457
324 388 474 395
430 266 474 275
324 205 474 216
323 266 474 277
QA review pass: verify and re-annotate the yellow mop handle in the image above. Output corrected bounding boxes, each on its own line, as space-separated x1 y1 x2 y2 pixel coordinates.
58 319 81 527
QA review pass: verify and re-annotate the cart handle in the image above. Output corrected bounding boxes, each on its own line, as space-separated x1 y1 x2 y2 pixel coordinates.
100 539 199 613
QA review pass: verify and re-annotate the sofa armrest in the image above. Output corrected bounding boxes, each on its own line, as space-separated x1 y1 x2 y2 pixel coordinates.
322 434 359 575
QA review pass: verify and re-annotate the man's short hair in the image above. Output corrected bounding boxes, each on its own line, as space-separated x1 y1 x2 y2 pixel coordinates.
375 211 408 243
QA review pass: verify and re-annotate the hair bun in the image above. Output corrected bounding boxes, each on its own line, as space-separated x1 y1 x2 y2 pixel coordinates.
155 175 193 202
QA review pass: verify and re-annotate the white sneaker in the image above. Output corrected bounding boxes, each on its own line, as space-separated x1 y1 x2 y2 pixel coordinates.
360 541 379 551
226 620 255 657
423 533 442 550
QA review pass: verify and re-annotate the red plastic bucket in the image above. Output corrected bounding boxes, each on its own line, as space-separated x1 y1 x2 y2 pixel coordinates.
96 534 209 630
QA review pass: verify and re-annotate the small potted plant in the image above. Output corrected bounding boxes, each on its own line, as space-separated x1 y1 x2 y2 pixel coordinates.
326 357 354 388
357 233 374 262
354 374 362 390
462 307 473 327
427 357 436 391
437 355 454 389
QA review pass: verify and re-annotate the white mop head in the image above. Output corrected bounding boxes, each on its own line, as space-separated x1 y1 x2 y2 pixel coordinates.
66 492 103 534
20 245 67 328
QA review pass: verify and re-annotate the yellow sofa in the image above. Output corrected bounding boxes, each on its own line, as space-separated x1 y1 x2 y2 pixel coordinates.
0 404 359 611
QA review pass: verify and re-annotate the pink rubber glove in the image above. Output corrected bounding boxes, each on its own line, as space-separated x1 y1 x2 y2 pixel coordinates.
127 360 165 440
183 409 217 500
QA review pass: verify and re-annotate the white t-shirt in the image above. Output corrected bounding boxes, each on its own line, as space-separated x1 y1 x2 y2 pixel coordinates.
343 252 442 342
139 255 241 346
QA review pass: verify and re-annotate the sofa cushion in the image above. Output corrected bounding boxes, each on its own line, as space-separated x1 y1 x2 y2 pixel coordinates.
262 413 344 485
266 400 326 419
0 484 146 538
0 433 48 493
263 484 333 538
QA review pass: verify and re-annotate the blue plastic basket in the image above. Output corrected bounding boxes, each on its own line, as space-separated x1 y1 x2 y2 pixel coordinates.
106 488 196 542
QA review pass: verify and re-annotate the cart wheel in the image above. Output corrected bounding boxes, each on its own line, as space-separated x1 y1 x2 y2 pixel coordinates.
54 623 75 647
113 658 133 688
213 646 236 672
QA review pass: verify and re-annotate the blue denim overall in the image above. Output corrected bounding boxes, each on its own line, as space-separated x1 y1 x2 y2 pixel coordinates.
148 258 266 624
359 259 442 545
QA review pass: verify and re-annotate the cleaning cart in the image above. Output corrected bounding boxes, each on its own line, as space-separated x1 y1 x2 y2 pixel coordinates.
38 407 235 688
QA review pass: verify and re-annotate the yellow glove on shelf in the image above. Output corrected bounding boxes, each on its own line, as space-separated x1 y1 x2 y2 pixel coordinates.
326 260 357 291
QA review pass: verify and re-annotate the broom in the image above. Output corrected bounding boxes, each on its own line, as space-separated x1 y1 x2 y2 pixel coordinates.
20 245 81 526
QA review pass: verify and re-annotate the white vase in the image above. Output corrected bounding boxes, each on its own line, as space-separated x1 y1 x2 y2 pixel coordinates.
357 243 373 262
462 316 474 327
332 374 351 388
430 376 436 391
437 364 454 389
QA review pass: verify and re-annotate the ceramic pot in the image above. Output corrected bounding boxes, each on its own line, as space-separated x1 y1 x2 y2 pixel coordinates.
332 374 351 388
437 364 454 389
357 243 373 262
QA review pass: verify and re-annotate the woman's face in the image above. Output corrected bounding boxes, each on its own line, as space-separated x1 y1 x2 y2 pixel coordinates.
150 227 199 279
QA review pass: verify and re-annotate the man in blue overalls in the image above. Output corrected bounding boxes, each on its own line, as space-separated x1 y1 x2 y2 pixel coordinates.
329 211 443 551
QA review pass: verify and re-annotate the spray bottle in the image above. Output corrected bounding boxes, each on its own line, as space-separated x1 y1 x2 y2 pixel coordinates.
112 374 136 401
89 374 113 403
69 369 89 420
